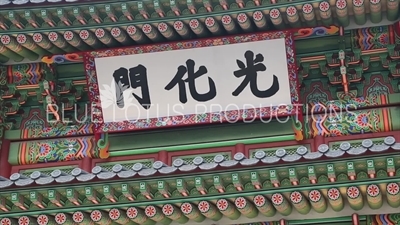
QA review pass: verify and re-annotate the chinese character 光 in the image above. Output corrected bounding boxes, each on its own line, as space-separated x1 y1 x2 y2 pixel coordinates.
165 59 216 104
233 50 280 98
112 65 151 109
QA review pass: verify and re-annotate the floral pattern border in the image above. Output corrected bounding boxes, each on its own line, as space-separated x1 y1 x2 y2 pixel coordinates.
83 31 300 133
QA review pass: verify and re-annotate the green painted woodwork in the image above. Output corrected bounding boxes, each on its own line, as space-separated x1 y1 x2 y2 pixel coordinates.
55 64 85 79
108 120 293 153
389 104 400 130
389 95 400 128
295 35 351 56
289 216 367 225
110 135 294 157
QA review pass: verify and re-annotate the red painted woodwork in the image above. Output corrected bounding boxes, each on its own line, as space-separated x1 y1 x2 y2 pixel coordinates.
0 139 11 177
158 150 168 163
81 157 92 172
352 213 360 225
313 135 325 152
234 143 245 155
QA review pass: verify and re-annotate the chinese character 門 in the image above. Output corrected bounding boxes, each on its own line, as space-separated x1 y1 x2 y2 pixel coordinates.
112 65 151 109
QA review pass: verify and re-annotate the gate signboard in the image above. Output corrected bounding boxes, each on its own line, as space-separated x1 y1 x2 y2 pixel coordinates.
83 31 300 133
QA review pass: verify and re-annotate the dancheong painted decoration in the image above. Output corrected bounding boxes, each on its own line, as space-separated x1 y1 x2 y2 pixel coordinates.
0 0 400 225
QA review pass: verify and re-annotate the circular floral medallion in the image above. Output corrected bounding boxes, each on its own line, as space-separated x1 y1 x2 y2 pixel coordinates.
55 213 67 224
72 211 84 223
109 208 120 220
145 206 156 218
162 204 174 216
237 13 247 23
308 190 322 203
271 193 284 205
216 199 228 211
63 31 74 41
173 21 184 31
370 0 380 4
126 26 137 35
355 113 370 127
142 24 152 34
367 184 380 197
198 201 210 213
33 33 43 43
37 215 49 225
353 0 364 7
253 195 266 207
302 3 313 13
48 32 58 42
319 1 330 11
180 203 193 214
327 188 341 200
16 34 26 44
205 17 215 27
158 22 168 33
253 11 263 21
0 218 11 225
269 9 280 19
110 27 121 37
79 30 89 40
95 28 105 38
347 186 360 199
18 216 30 225
290 191 303 204
221 15 231 25
90 210 102 222
1 35 11 45
336 0 347 9
235 197 247 209
189 19 199 29
38 143 52 156
126 207 138 219
286 6 297 16
387 183 400 195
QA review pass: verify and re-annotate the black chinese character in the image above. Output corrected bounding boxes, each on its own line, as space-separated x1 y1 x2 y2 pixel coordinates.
233 50 279 98
165 59 216 103
113 65 151 109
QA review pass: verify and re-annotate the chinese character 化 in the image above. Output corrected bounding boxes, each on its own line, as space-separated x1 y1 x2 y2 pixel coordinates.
112 65 151 109
233 50 279 98
165 59 216 104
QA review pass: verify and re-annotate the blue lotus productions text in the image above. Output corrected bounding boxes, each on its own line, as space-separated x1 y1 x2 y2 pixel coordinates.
46 103 359 124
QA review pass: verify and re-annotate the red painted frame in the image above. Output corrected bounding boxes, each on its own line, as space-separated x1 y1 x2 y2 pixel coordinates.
83 30 301 133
